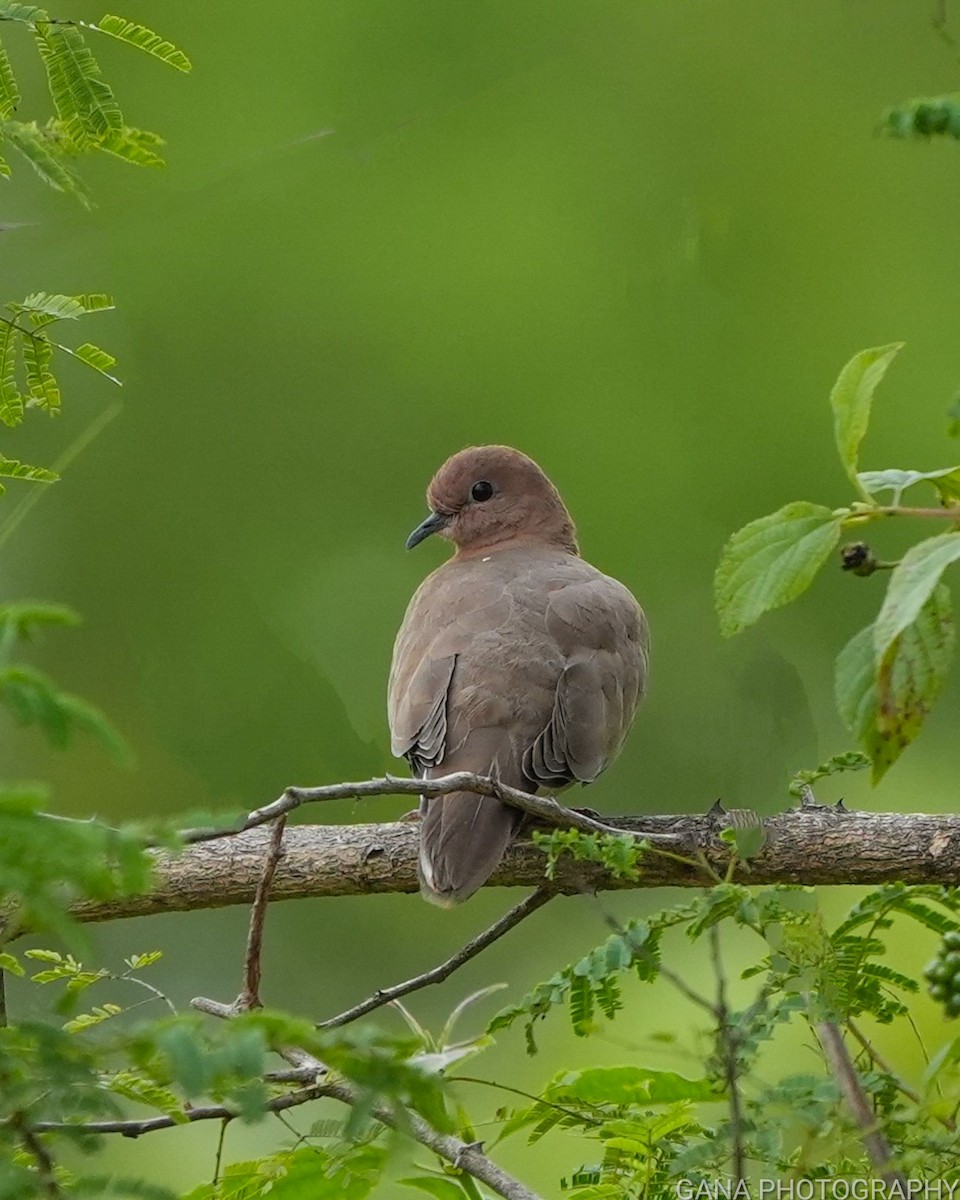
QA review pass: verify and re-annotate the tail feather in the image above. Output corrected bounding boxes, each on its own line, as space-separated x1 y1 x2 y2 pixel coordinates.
418 791 521 905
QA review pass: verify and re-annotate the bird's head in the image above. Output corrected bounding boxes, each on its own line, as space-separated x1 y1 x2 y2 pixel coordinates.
406 445 579 558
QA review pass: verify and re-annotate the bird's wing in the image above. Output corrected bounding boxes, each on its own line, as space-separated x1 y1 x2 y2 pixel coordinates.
524 573 648 787
387 564 514 771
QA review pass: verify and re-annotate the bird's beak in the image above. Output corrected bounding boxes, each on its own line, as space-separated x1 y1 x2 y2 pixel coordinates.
406 510 449 549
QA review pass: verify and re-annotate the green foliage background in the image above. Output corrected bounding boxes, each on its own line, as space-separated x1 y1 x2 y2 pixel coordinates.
3 0 960 1192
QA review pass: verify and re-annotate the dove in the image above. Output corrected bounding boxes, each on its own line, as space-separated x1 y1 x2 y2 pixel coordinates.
388 446 648 905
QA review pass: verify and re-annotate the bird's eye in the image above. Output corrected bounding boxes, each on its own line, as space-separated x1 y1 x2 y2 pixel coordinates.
470 480 494 502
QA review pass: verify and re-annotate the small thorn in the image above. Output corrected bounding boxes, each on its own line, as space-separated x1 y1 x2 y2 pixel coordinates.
707 798 726 817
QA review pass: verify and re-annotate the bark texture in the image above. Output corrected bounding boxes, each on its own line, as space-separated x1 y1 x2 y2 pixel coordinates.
68 805 960 926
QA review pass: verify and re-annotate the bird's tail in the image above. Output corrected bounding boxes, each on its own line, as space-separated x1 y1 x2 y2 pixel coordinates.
418 791 521 906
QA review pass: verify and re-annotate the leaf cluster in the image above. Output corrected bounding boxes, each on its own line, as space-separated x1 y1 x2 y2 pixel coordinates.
0 5 190 202
715 343 960 780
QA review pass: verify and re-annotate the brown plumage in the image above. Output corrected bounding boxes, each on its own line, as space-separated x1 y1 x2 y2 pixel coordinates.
388 446 649 906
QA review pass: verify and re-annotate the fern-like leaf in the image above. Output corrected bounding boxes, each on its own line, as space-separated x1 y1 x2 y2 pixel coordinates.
33 21 122 147
13 291 114 324
0 663 131 762
73 342 116 375
20 331 60 413
0 319 23 427
0 454 57 493
97 123 164 166
0 34 20 118
569 973 596 1037
0 4 51 23
90 15 191 73
3 119 90 204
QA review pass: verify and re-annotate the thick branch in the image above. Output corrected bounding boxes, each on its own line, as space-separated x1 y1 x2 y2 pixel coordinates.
69 805 960 926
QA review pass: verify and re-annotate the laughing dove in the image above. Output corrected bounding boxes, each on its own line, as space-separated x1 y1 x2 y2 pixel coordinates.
388 446 649 906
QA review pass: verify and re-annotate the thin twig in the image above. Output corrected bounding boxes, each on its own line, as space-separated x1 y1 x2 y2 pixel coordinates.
585 887 715 1015
709 924 746 1183
237 815 287 1011
216 773 680 849
195 1000 544 1198
868 505 960 521
212 1118 229 1184
9 1112 63 1197
318 887 554 1029
815 1019 907 1185
321 1079 545 1200
846 1019 954 1131
31 1086 331 1137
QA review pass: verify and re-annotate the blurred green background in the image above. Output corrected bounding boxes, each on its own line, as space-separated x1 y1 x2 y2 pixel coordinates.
3 0 960 1191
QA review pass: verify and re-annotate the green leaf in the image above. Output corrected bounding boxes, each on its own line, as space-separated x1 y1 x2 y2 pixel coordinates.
882 94 960 140
0 318 23 427
0 601 80 644
0 4 51 23
874 533 960 663
20 331 60 413
73 342 117 374
33 21 122 147
829 342 903 497
64 1002 123 1032
97 124 165 167
836 584 954 782
0 35 21 118
0 662 132 762
788 750 870 798
91 16 192 72
3 119 91 204
857 465 960 507
12 291 115 324
714 502 842 637
0 454 58 493
550 1066 718 1105
0 951 23 975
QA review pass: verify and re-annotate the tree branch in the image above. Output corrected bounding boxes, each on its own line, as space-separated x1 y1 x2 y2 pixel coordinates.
67 802 960 926
318 886 554 1029
815 1020 907 1185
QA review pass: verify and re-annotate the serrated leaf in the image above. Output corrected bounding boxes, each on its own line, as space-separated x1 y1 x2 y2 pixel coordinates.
91 16 191 72
714 502 842 637
836 584 954 782
829 342 903 497
874 534 960 664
